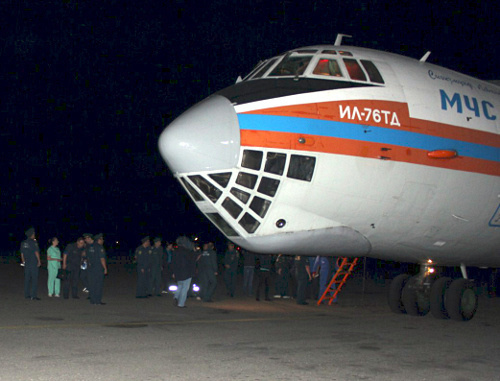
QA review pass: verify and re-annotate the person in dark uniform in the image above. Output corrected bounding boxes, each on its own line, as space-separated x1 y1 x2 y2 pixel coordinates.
20 227 41 300
87 233 108 305
274 254 290 298
62 237 85 299
224 242 239 297
255 254 272 301
294 255 312 305
81 233 93 293
135 236 151 298
242 250 255 297
197 241 218 302
150 237 164 296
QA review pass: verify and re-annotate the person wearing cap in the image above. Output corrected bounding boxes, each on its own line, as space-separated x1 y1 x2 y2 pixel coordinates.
62 237 85 299
150 237 164 297
20 227 41 300
171 236 196 308
87 233 108 305
81 233 93 293
135 236 151 298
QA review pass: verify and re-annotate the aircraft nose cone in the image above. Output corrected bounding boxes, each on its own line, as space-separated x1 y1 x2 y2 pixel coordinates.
158 95 240 174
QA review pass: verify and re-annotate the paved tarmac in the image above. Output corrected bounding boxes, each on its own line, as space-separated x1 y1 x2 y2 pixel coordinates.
1 262 499 381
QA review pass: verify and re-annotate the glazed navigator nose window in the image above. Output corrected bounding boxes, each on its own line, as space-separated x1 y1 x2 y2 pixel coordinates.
264 152 286 175
241 149 263 170
287 155 316 182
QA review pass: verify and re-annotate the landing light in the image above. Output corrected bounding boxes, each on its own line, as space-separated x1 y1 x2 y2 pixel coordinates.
424 266 435 276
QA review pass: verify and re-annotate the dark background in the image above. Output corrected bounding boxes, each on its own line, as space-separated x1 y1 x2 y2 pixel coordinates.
1 0 499 253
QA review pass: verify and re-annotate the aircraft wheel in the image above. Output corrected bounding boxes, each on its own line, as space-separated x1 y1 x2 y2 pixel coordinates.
430 277 452 319
388 274 410 314
445 279 478 321
401 276 430 316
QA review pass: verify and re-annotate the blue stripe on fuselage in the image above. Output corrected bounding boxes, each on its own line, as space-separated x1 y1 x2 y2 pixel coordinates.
237 114 499 162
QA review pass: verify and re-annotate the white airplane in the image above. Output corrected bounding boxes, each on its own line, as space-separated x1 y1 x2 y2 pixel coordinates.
158 35 500 321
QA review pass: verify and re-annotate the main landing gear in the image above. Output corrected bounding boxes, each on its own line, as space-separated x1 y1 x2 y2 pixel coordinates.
388 265 478 321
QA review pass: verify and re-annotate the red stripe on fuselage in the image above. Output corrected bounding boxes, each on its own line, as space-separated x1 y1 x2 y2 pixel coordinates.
242 100 500 148
240 130 500 177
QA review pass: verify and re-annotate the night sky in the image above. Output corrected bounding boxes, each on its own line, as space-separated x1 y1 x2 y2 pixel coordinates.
1 0 499 251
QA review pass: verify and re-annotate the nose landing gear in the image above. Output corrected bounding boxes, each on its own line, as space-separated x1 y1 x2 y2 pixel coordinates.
389 270 478 321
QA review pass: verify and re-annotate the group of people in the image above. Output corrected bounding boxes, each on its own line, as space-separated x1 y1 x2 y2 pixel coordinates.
134 235 218 308
20 227 337 308
238 250 335 305
21 228 107 304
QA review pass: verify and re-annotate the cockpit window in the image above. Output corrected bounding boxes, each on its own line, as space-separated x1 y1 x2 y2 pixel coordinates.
313 59 343 77
360 60 384 84
250 58 279 80
268 55 313 77
343 59 367 81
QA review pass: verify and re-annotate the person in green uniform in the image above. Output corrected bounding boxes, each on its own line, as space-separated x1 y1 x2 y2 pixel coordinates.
47 237 62 297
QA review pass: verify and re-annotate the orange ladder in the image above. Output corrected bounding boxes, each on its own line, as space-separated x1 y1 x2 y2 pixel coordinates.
317 257 359 305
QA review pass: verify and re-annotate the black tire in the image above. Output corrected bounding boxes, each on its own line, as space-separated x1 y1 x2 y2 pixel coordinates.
401 276 430 316
445 279 478 321
388 274 410 314
430 277 452 319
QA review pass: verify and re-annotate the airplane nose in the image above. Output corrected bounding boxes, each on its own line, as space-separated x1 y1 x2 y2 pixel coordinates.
158 95 240 174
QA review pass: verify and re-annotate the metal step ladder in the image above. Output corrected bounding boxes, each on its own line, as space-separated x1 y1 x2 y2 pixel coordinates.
317 257 359 305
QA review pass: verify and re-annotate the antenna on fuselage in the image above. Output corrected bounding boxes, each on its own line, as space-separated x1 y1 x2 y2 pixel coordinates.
420 51 431 62
335 33 352 46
